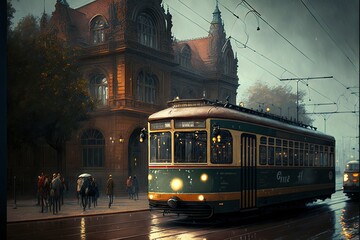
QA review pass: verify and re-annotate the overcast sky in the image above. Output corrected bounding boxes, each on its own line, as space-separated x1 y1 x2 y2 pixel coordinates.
10 0 359 163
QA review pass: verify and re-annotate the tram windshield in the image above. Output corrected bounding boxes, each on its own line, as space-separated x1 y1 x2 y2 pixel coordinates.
174 131 207 163
150 132 171 163
345 162 359 171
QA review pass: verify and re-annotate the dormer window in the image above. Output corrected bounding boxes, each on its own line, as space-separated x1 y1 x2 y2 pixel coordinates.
137 12 157 49
180 45 191 68
91 16 106 44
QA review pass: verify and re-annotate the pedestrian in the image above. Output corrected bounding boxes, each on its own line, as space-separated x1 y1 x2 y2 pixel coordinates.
92 177 99 207
106 174 114 208
36 172 44 206
76 177 83 204
58 173 66 205
80 176 90 211
126 176 133 199
50 173 62 214
132 175 139 200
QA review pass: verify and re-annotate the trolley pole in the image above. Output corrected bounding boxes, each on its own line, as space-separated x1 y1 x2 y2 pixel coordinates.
279 76 333 121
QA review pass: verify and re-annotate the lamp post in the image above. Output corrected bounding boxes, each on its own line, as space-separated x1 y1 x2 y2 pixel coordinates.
270 104 282 116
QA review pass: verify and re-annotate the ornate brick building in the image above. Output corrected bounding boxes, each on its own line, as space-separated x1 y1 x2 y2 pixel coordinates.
11 0 239 195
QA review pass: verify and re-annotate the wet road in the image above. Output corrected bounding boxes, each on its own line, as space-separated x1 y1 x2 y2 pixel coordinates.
7 190 359 240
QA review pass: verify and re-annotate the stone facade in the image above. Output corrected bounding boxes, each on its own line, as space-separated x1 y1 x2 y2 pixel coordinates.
8 0 239 196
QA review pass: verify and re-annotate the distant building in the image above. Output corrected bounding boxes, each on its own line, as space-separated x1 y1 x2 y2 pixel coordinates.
8 0 238 195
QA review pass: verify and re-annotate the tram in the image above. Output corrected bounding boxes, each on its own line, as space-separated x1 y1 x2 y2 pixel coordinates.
142 99 336 218
343 160 359 199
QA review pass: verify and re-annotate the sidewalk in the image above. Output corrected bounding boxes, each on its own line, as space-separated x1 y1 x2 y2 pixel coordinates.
7 192 149 223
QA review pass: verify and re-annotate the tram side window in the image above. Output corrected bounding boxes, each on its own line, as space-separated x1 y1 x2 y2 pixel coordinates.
275 139 282 165
304 143 309 166
323 146 328 166
211 130 233 164
309 144 314 166
294 142 299 166
174 131 207 163
314 145 319 166
299 142 304 166
319 146 324 166
259 137 267 165
268 138 275 165
149 132 171 163
288 141 294 166
283 140 288 166
330 147 334 167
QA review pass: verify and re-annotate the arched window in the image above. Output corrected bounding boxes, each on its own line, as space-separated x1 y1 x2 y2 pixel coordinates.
224 51 233 75
180 45 191 68
81 129 105 167
90 73 108 106
137 12 157 49
91 16 106 44
137 71 157 104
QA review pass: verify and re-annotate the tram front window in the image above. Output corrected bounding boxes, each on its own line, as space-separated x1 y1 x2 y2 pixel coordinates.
174 131 207 163
150 132 171 163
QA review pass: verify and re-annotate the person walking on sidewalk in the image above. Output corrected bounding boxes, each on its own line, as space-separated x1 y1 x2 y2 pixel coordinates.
132 175 139 200
106 174 114 208
126 176 133 199
50 173 62 214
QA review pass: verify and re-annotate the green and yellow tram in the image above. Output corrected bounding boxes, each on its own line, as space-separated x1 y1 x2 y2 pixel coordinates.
143 99 336 218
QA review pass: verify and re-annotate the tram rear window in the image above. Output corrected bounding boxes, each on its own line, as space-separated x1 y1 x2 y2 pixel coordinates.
174 131 207 163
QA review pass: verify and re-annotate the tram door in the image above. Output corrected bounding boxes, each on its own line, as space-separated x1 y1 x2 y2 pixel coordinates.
240 134 257 209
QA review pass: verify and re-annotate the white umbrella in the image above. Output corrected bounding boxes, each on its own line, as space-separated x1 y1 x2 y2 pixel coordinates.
78 173 91 178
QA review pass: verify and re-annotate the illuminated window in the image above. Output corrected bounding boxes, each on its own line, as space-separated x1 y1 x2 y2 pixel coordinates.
174 131 207 163
81 129 105 167
149 132 171 163
211 130 232 164
90 73 108 106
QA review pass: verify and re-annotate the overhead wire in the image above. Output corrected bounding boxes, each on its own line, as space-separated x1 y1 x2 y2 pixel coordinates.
167 0 356 115
301 0 359 74
241 0 314 63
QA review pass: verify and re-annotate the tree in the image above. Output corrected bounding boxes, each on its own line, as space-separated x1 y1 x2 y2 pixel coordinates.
7 15 94 173
7 0 15 33
241 81 313 125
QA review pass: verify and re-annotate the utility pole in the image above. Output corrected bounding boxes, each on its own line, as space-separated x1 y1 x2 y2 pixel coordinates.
279 76 333 121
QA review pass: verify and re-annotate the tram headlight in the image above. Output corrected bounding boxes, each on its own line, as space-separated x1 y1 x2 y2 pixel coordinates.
149 194 154 200
200 173 208 182
148 174 153 181
170 178 183 191
344 174 349 182
198 195 205 201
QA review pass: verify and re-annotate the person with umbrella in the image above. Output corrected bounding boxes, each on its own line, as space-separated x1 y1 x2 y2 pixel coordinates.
78 173 91 211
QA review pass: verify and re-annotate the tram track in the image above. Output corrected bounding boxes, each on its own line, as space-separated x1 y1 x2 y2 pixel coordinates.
7 191 357 240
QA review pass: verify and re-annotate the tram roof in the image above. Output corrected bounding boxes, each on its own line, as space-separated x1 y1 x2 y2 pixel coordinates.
149 98 335 142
